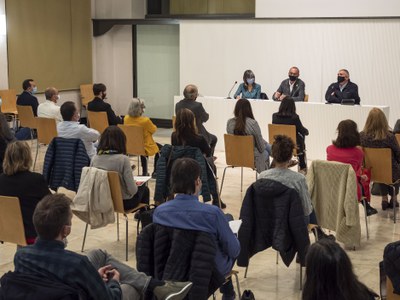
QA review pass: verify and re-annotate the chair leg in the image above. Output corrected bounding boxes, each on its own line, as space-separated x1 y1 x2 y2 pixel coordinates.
244 266 248 278
299 265 303 290
276 251 279 264
219 166 229 196
117 213 120 241
392 186 396 223
212 293 216 300
125 214 129 261
137 156 140 176
33 142 39 171
232 272 241 297
81 223 89 252
240 167 244 192
362 198 369 239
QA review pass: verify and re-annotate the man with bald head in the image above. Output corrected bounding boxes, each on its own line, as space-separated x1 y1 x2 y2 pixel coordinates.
175 84 217 154
38 87 62 123
325 69 360 104
273 66 305 102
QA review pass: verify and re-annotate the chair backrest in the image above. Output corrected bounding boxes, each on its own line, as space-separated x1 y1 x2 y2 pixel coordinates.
17 105 37 129
107 171 125 214
118 124 146 156
87 111 108 134
80 84 94 107
395 134 400 147
387 276 400 300
304 94 309 102
363 147 393 185
268 123 297 146
0 89 17 114
172 116 176 131
0 196 27 246
36 117 58 145
224 134 254 169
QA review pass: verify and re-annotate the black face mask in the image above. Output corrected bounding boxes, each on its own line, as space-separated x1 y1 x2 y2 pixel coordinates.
337 76 346 83
289 75 298 82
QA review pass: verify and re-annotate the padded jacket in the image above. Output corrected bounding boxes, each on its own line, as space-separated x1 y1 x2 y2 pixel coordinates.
384 241 400 295
237 179 310 267
154 145 217 202
43 138 90 192
136 223 225 300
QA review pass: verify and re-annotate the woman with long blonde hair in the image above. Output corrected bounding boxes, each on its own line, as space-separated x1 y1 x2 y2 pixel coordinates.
360 108 400 210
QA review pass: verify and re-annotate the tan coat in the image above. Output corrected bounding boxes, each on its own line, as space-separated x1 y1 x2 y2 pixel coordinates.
307 160 361 247
73 167 115 229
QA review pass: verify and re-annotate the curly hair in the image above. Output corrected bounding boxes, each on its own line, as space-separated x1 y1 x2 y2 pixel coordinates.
271 135 295 163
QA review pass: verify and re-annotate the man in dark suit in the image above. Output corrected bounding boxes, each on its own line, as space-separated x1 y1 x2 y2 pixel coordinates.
175 84 217 154
273 67 305 102
87 83 123 125
17 79 39 116
325 69 360 104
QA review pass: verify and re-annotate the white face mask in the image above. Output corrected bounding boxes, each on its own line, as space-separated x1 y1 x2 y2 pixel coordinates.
32 86 38 94
57 95 61 101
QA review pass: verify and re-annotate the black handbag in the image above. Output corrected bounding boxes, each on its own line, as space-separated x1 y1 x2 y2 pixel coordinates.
241 290 255 300
137 205 156 229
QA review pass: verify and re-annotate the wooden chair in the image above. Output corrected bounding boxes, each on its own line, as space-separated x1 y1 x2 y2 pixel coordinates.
304 94 309 102
387 276 400 300
118 125 147 175
17 105 37 140
212 270 241 300
395 133 400 147
0 89 18 128
268 123 297 155
0 196 27 247
80 84 94 107
220 134 256 195
81 171 147 261
363 147 400 223
87 111 108 134
33 117 57 171
172 116 176 131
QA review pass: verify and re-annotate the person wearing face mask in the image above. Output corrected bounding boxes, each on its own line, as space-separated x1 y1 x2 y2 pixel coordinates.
57 101 100 158
17 78 39 116
325 69 360 104
234 70 262 99
88 83 123 125
37 87 63 123
272 66 305 102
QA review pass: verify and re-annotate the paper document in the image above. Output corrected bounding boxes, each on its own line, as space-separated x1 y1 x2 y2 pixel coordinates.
135 176 151 186
229 220 242 234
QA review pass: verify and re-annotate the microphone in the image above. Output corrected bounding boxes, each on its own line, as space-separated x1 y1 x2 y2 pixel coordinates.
227 81 238 99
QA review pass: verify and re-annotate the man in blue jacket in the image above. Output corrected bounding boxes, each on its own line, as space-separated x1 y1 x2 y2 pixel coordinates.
325 69 361 104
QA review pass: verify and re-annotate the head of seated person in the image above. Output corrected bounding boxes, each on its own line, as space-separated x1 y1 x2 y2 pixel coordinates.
233 98 255 135
175 108 198 142
60 101 80 122
363 107 390 140
271 135 295 168
277 97 296 117
303 239 377 300
127 98 145 118
183 84 198 101
93 83 107 100
333 119 360 149
3 141 32 176
97 126 127 155
171 157 202 196
242 69 256 89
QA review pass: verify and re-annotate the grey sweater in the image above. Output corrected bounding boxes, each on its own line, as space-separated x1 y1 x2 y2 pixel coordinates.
90 154 138 199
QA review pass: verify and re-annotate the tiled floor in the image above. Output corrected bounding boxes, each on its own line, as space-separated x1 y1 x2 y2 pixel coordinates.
1 128 399 299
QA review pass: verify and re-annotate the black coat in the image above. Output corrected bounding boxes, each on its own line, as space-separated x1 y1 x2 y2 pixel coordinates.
16 91 39 116
384 241 400 295
325 80 360 104
237 179 310 267
87 97 122 125
136 223 225 300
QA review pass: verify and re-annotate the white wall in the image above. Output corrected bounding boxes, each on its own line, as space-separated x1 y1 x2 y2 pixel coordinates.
0 0 8 89
180 19 400 125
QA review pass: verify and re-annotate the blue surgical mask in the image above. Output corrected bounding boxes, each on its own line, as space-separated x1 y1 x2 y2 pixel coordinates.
246 78 254 85
32 86 38 94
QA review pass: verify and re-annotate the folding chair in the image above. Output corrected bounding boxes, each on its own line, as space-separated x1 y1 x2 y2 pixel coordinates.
87 111 108 134
0 196 27 247
33 117 57 171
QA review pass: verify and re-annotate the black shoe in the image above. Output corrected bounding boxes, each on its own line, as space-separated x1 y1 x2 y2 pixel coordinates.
151 172 157 179
389 198 399 208
313 226 335 241
382 200 389 210
362 201 378 216
212 199 226 209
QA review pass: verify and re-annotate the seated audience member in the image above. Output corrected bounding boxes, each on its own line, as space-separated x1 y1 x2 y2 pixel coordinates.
9 193 192 300
259 135 334 240
37 87 62 123
327 119 377 216
0 112 15 173
272 98 309 174
384 240 400 296
227 98 271 173
172 108 223 208
0 141 50 244
153 158 240 300
91 126 149 210
325 69 360 104
234 70 261 100
57 101 100 159
360 108 400 210
88 83 123 125
175 84 217 154
124 98 161 177
272 66 305 102
17 79 39 116
303 239 378 300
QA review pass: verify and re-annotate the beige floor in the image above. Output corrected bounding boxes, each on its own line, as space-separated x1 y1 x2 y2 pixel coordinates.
1 128 399 299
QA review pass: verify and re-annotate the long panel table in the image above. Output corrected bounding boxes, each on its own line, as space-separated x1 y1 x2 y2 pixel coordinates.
173 96 390 160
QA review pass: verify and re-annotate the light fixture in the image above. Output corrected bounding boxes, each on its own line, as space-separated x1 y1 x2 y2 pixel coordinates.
0 14 6 35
